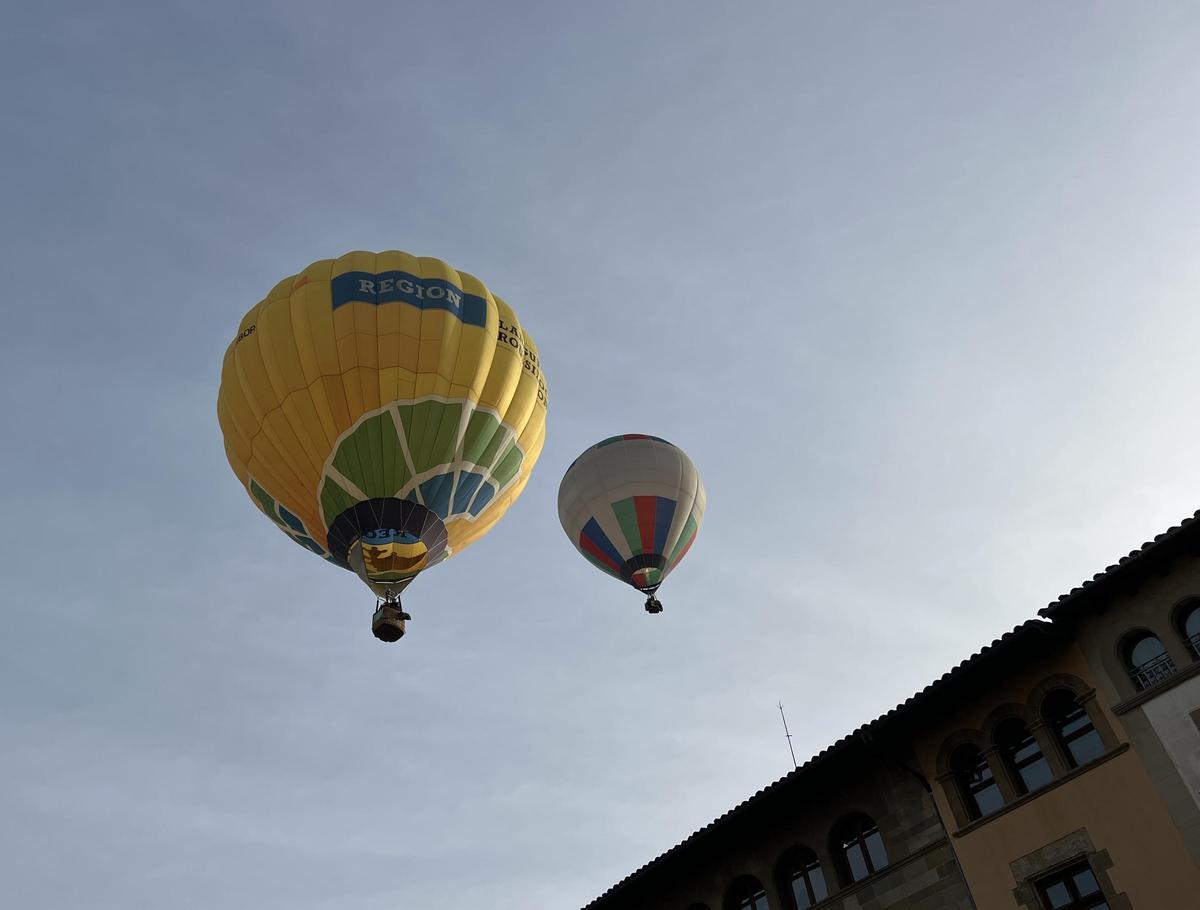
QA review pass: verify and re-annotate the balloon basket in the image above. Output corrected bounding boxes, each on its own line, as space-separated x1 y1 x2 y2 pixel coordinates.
371 602 410 642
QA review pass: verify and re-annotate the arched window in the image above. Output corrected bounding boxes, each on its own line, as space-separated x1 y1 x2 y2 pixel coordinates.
995 718 1052 794
830 813 888 884
724 876 769 910
949 743 1004 819
1042 688 1105 768
1176 601 1200 660
1123 631 1177 690
777 847 827 909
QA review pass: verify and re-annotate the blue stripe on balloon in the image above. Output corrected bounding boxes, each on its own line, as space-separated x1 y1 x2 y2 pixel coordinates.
452 472 485 516
652 496 676 555
418 474 454 519
468 480 496 517
278 505 307 535
291 535 325 554
582 517 625 568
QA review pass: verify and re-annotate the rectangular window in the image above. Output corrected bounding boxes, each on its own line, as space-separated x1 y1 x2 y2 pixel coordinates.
1037 860 1108 909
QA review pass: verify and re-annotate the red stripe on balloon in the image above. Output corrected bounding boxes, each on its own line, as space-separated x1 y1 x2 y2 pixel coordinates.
634 495 657 554
580 533 621 573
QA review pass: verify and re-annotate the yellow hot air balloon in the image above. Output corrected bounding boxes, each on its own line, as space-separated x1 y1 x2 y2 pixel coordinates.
217 250 547 641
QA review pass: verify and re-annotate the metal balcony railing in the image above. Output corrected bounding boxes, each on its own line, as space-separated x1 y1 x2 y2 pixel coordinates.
1187 632 1200 661
1129 652 1178 691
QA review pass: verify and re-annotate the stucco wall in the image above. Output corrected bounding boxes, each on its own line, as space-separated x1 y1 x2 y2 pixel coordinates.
913 634 1200 909
947 750 1200 908
1063 556 1200 863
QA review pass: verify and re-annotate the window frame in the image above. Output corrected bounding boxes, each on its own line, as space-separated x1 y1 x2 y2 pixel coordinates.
949 743 1004 819
831 813 888 885
1175 600 1200 660
724 875 770 910
1121 630 1177 691
1034 858 1109 909
995 718 1053 795
777 846 827 910
1041 689 1106 769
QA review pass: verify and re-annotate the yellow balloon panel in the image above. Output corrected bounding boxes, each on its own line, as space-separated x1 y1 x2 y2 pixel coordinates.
217 251 548 581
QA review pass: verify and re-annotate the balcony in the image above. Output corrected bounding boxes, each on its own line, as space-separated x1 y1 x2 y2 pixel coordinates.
1129 651 1178 691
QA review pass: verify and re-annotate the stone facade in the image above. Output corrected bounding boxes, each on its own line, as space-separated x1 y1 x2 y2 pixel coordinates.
582 743 974 910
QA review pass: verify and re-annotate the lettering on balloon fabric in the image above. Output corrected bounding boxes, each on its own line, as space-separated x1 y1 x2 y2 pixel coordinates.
498 317 548 406
331 270 488 327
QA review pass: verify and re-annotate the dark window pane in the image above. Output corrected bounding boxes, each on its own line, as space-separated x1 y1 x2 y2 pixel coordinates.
1018 754 1053 791
1037 860 1107 910
834 815 885 885
784 849 825 909
1066 728 1105 766
1044 692 1107 769
846 844 869 882
997 721 1052 794
951 745 1004 819
1126 634 1177 690
1184 606 1200 639
728 878 769 910
1130 635 1167 666
809 867 826 902
864 830 888 871
1059 706 1105 766
1183 606 1200 659
1072 868 1100 896
1044 881 1072 908
975 779 1005 815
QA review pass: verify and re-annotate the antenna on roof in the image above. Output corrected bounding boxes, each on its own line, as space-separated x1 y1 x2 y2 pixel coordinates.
778 701 798 770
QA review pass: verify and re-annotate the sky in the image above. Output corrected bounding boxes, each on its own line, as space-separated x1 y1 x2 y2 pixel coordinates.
2 2 1200 907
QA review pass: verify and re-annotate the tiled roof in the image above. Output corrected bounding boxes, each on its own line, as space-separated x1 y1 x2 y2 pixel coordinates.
583 507 1200 909
581 619 1054 909
1039 509 1200 621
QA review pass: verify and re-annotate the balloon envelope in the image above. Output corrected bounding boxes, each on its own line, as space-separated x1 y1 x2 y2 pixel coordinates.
558 435 705 599
217 250 548 603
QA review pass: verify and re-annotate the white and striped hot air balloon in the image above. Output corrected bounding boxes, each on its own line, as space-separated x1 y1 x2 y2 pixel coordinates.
557 435 705 613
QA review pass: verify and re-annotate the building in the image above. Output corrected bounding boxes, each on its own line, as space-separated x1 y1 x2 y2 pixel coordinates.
582 512 1200 910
